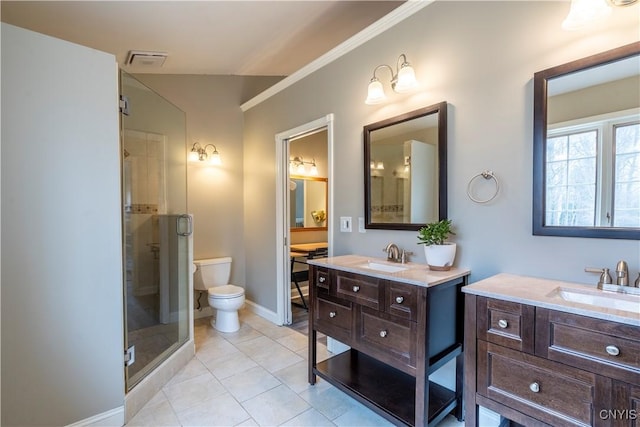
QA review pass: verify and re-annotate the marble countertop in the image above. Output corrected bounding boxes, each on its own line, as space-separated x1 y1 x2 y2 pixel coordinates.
463 273 640 326
307 254 470 288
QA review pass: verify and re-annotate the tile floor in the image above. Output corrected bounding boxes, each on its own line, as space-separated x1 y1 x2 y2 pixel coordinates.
126 309 464 426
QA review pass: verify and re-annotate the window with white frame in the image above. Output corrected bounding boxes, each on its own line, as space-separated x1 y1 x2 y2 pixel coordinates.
546 111 640 228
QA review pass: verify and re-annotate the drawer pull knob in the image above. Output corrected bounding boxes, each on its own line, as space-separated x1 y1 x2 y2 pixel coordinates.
529 382 540 393
498 319 508 329
379 330 388 338
605 345 620 356
395 296 404 304
353 286 360 293
329 311 336 318
319 277 326 283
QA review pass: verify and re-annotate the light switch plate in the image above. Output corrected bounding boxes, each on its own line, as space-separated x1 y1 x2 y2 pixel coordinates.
340 216 352 232
358 217 366 233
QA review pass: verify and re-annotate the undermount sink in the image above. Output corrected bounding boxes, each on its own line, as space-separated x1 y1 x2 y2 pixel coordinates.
552 287 640 313
358 261 408 273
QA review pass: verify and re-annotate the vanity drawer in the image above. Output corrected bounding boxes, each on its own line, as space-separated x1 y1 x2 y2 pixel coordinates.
478 341 600 427
386 281 418 321
315 295 353 342
477 297 535 353
358 307 416 371
335 271 382 310
537 308 640 384
313 267 330 291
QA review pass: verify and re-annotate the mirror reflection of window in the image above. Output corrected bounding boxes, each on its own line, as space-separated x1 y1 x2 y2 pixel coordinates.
538 48 640 235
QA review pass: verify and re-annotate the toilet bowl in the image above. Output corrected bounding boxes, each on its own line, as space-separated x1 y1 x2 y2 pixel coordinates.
193 257 245 333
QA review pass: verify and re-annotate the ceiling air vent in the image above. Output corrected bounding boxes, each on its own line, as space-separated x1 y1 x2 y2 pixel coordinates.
125 50 168 68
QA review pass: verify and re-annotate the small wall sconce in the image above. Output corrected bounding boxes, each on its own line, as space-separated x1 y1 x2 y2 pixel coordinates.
562 0 638 30
289 156 318 176
189 142 221 165
365 53 418 105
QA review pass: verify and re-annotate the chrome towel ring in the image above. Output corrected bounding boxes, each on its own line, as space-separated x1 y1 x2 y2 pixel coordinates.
467 170 500 204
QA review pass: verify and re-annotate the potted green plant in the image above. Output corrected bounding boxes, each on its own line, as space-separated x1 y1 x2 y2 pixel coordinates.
417 219 456 271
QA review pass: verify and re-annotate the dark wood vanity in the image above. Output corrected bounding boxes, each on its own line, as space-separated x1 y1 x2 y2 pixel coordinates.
464 275 640 427
307 256 469 426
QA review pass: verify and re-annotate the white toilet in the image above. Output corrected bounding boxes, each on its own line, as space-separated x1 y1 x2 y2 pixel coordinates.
193 257 245 333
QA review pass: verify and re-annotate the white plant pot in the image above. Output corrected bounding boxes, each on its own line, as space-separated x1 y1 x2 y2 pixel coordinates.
424 243 456 271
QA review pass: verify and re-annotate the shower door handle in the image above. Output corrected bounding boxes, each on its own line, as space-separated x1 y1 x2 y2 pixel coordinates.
177 214 193 237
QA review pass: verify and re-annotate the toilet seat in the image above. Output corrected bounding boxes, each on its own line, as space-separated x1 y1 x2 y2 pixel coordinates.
208 284 244 299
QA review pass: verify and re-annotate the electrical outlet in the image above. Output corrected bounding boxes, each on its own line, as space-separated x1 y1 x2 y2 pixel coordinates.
340 216 352 232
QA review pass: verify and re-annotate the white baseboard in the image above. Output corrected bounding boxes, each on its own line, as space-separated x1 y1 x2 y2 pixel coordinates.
244 299 278 324
66 406 124 427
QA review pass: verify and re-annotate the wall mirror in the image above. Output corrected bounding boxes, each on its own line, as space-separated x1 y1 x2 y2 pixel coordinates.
364 102 447 230
533 42 640 239
290 176 328 232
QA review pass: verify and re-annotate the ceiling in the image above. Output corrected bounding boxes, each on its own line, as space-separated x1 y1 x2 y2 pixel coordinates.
1 1 404 76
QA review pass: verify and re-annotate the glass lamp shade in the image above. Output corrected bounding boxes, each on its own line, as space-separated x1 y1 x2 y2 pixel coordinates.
209 151 222 165
310 164 318 176
394 64 417 93
562 0 612 30
365 79 386 104
188 150 200 162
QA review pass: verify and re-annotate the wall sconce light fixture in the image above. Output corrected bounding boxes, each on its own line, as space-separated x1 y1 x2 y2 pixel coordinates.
189 142 221 165
562 0 638 30
365 53 418 105
289 156 318 176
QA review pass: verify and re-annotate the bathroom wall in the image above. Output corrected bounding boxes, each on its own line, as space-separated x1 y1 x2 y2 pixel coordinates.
131 74 282 300
242 1 640 313
1 23 124 425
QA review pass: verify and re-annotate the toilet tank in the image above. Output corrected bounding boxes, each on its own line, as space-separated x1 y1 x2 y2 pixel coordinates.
193 257 232 291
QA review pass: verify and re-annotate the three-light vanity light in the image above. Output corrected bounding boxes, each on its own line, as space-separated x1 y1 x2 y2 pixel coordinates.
289 156 318 176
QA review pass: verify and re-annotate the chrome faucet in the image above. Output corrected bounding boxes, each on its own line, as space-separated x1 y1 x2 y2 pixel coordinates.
383 243 401 262
615 260 629 286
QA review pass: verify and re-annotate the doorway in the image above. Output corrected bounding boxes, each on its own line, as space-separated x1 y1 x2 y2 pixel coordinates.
275 115 334 326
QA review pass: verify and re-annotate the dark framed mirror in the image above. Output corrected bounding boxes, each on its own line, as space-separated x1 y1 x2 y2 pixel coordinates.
533 42 640 239
364 102 447 230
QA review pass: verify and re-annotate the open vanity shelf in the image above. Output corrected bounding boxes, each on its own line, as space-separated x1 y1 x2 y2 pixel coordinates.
307 256 469 426
315 349 460 426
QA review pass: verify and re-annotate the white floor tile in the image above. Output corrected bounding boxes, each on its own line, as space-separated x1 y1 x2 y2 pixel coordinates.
202 351 258 380
280 408 336 426
162 372 227 413
126 395 180 426
175 392 251 427
241 384 310 426
220 365 281 402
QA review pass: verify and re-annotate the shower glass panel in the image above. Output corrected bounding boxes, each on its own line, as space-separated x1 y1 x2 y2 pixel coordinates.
120 71 190 391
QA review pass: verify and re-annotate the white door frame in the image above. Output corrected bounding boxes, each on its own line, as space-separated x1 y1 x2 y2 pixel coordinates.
274 114 334 325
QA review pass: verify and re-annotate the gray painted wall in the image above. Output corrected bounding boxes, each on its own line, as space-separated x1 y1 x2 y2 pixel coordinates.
1 24 124 425
243 1 640 313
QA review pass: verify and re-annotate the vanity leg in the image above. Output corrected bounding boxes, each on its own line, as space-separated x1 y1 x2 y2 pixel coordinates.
464 294 478 426
308 328 317 384
455 352 464 421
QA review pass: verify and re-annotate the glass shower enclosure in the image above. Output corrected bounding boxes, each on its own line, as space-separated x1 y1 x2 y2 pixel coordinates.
120 71 190 390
